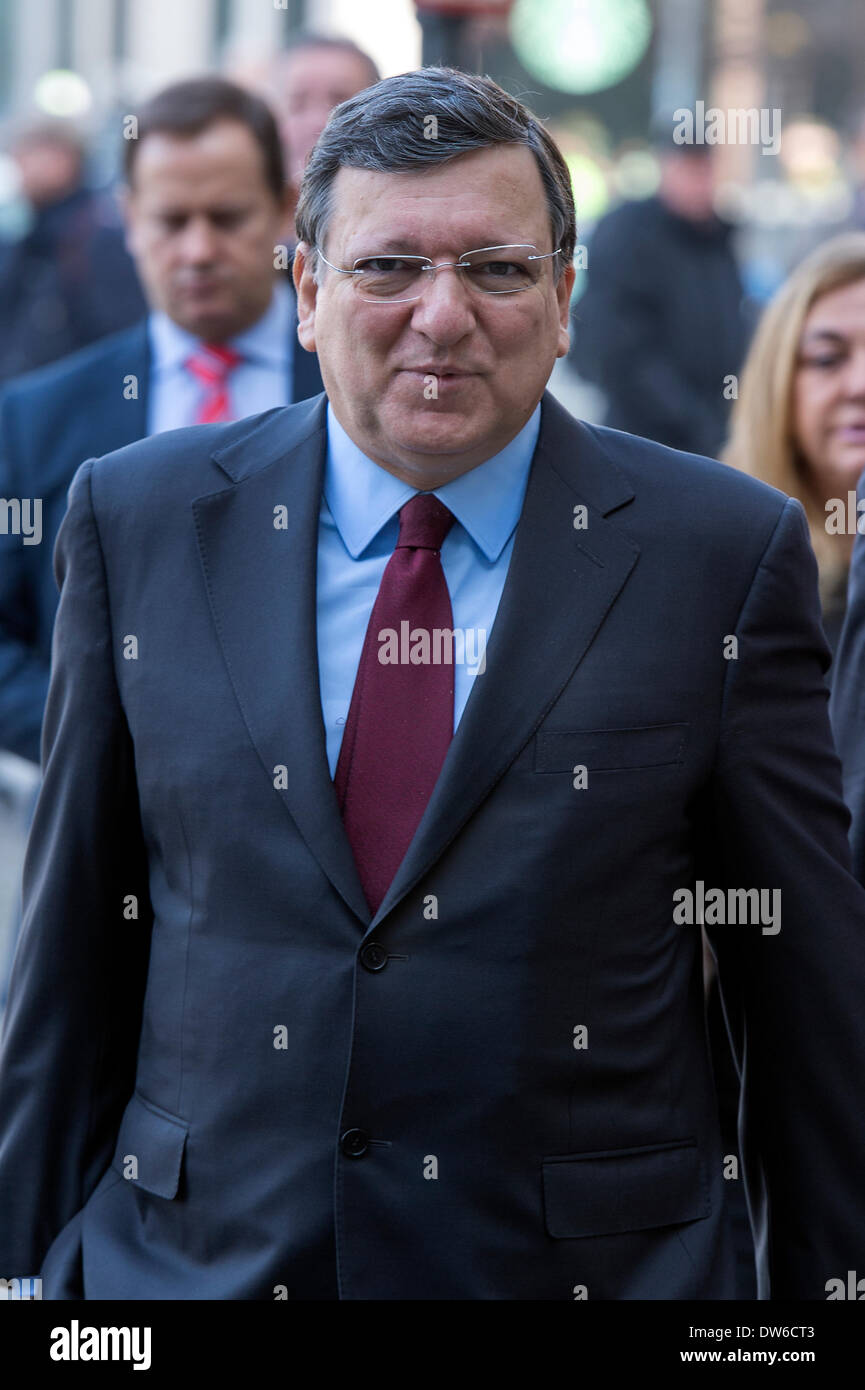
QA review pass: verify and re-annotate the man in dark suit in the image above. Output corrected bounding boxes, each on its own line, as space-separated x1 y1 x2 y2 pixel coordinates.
1 67 864 1302
0 75 322 766
571 132 749 460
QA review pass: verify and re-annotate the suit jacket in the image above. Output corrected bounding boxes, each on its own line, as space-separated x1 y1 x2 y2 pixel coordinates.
1 389 864 1301
0 312 323 762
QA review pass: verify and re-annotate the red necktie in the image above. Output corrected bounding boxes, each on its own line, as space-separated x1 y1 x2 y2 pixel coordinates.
334 493 457 914
185 343 242 423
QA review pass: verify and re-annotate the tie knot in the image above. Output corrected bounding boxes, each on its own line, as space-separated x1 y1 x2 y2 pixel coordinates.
396 493 455 552
185 342 243 387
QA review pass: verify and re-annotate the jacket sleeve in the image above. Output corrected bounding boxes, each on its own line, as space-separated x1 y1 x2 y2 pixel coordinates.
0 392 50 762
829 472 865 880
0 456 152 1279
702 496 865 1299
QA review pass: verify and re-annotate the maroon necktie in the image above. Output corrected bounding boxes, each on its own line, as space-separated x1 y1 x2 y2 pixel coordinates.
334 493 457 914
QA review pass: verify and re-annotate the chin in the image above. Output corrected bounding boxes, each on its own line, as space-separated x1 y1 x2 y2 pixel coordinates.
394 421 486 458
385 402 488 450
171 305 236 341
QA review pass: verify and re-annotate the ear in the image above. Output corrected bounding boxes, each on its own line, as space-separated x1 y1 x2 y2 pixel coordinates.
555 262 577 359
293 241 319 353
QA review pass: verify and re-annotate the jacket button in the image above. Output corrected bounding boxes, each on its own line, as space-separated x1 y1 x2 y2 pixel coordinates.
360 941 388 971
341 1128 369 1157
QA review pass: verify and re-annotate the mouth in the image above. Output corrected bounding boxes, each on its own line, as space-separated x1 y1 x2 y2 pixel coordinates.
400 367 476 380
832 423 865 442
176 280 225 297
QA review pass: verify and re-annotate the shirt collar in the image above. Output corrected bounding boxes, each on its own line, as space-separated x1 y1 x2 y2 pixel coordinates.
324 401 541 562
148 279 293 371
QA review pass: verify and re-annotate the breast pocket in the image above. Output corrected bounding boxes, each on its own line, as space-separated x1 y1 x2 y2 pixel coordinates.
541 1137 709 1238
110 1090 189 1200
534 723 687 773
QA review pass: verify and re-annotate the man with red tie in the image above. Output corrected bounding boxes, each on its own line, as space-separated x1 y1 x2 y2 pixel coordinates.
0 75 322 768
2 67 865 1304
0 76 322 1011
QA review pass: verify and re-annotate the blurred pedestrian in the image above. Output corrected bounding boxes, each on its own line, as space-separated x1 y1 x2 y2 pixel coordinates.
269 33 380 247
0 120 146 383
723 237 865 1244
0 76 323 1009
0 74 323 763
572 133 749 458
724 233 865 655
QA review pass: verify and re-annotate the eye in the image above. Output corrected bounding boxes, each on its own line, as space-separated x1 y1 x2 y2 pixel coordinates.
210 210 247 230
800 354 845 369
482 260 521 277
355 257 420 273
463 256 534 291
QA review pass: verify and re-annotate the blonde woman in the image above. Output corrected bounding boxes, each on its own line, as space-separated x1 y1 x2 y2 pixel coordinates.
724 233 865 654
717 238 865 1290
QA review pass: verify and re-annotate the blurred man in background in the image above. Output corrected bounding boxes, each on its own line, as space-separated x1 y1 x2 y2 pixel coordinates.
0 76 323 1008
270 33 380 246
0 120 146 384
572 130 750 458
0 75 322 765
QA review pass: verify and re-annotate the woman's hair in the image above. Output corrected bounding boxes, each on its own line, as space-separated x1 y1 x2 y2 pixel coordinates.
723 232 865 597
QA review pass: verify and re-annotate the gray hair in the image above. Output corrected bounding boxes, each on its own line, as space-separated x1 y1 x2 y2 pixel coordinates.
294 67 576 285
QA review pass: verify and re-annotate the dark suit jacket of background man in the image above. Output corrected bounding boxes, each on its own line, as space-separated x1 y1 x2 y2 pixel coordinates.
0 311 323 764
1 388 864 1300
570 195 750 459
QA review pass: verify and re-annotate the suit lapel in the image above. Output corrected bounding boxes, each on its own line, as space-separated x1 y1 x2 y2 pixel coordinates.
193 393 371 925
369 391 640 927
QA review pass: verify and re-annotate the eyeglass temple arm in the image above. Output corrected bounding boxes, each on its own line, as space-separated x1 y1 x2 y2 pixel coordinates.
314 249 364 276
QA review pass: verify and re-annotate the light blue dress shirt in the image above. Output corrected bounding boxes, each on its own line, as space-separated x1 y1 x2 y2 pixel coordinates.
146 280 294 434
317 401 541 777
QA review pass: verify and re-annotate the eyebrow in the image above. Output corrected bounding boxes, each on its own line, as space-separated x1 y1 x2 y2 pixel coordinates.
800 329 850 344
156 203 250 217
346 237 534 257
348 239 426 257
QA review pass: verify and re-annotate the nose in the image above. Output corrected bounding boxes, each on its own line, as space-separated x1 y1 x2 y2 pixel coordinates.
408 263 477 344
841 347 865 397
178 216 219 265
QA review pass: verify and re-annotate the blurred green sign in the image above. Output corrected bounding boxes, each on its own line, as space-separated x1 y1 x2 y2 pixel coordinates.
510 0 653 94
